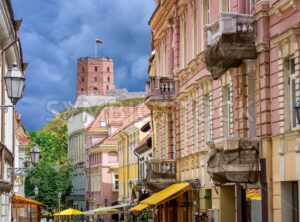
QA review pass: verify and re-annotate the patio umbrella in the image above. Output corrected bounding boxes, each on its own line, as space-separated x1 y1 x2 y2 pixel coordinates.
54 208 84 216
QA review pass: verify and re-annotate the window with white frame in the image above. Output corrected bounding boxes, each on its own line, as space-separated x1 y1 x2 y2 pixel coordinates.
204 93 212 142
112 173 119 190
249 0 255 12
181 104 188 156
193 100 198 152
289 58 297 129
223 84 232 138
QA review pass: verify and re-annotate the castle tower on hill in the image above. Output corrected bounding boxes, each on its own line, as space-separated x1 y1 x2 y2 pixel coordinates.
76 57 115 97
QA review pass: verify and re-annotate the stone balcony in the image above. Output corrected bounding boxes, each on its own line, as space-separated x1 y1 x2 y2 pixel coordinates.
204 13 256 80
145 77 176 109
144 159 176 192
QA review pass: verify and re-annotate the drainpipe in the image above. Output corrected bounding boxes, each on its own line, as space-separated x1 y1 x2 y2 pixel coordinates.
134 149 140 183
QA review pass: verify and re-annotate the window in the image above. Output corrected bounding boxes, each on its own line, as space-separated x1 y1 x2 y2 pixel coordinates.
107 85 109 91
81 77 84 83
82 67 85 73
248 0 255 12
281 181 299 222
107 67 110 72
204 0 211 24
81 88 84 93
112 174 119 190
100 121 107 127
93 87 98 94
204 93 212 142
222 0 230 12
223 85 232 138
95 66 98 72
94 76 97 82
181 16 187 67
192 100 198 152
289 58 296 129
108 76 110 82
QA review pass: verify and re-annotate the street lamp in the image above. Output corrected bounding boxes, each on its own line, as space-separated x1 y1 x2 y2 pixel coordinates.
29 145 41 167
295 101 300 124
4 62 25 105
58 192 62 222
34 186 39 197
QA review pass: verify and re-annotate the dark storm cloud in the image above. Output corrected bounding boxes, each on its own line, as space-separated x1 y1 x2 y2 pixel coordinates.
11 0 155 130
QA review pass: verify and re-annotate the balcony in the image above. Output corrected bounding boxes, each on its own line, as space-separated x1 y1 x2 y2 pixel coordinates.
145 77 176 109
144 159 176 192
204 13 256 80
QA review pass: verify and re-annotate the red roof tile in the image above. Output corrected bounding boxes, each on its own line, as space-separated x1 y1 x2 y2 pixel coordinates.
87 106 136 133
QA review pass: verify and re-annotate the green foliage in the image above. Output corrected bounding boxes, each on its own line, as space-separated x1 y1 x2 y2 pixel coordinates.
25 123 72 211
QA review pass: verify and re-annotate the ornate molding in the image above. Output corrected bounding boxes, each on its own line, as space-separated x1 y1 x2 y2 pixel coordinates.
271 27 300 58
269 0 297 17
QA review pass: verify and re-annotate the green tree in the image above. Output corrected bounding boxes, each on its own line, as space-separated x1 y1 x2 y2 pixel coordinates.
25 123 73 212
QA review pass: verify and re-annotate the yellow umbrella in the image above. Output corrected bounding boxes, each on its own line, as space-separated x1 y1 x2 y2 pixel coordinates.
54 208 84 216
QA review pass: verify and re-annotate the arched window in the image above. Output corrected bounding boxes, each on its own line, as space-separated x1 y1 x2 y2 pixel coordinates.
107 85 109 90
81 77 84 83
95 66 98 72
82 67 85 73
81 88 84 93
93 87 98 94
107 67 110 72
94 77 97 82
108 76 110 82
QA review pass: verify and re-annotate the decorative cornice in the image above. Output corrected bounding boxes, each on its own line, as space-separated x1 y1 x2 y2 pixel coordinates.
269 0 297 17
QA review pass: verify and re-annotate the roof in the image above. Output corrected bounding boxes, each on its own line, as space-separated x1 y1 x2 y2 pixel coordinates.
118 103 150 132
87 106 136 133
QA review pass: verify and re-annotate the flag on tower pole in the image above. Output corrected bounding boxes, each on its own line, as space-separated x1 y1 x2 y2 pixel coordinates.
95 38 103 58
96 38 103 44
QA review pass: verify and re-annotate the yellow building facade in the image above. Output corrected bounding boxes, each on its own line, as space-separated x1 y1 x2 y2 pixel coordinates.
117 106 150 205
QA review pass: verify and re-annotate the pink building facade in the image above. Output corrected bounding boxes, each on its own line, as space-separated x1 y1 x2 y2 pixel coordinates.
145 0 300 222
85 107 135 209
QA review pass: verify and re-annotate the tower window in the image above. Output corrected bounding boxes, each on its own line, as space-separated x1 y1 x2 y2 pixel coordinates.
81 88 84 93
107 85 109 90
107 67 110 72
95 66 98 72
93 87 98 94
108 77 110 82
81 77 84 83
94 77 97 82
82 67 84 73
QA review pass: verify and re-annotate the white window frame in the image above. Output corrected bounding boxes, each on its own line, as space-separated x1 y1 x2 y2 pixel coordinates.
204 93 212 142
112 173 119 191
224 85 232 138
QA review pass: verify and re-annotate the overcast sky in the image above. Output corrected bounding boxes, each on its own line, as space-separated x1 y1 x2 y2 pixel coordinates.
11 0 155 131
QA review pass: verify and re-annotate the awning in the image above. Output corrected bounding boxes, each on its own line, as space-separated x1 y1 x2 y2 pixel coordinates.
92 204 128 215
12 195 46 207
129 204 149 211
141 182 190 205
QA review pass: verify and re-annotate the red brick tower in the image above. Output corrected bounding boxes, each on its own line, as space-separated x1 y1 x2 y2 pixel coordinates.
76 57 115 97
